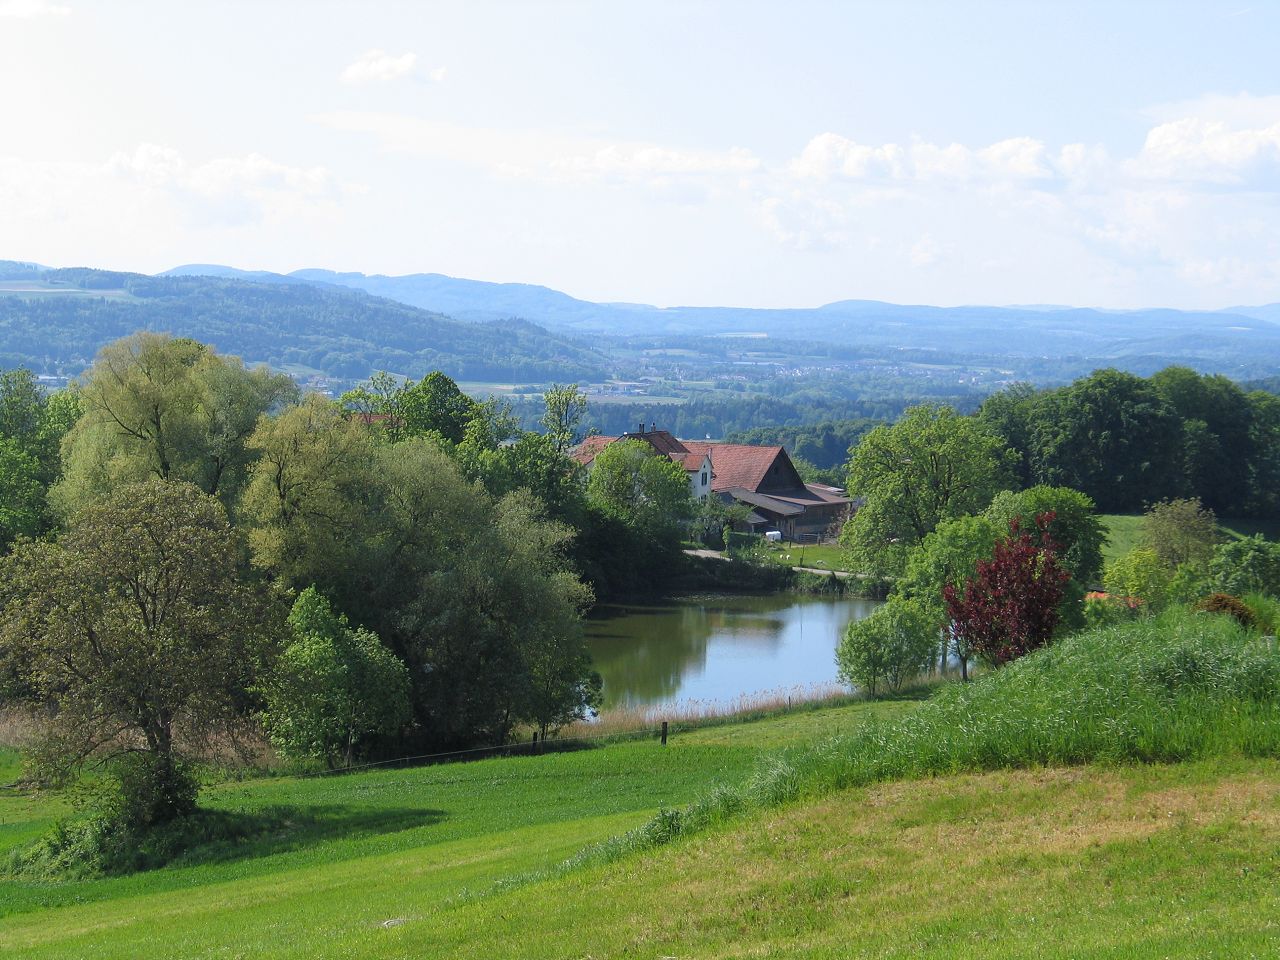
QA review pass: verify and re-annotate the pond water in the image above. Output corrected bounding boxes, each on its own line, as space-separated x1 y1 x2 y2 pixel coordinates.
584 594 883 712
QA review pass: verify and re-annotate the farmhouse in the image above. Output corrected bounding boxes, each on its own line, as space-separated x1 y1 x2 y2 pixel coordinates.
571 425 857 542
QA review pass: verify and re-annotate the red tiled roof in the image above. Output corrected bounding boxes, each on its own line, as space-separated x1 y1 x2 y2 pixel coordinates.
681 441 788 493
569 434 617 466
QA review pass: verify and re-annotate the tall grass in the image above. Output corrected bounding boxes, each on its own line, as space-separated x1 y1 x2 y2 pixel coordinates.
565 609 1280 870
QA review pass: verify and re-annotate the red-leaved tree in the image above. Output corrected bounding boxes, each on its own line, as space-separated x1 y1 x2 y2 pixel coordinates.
943 512 1069 671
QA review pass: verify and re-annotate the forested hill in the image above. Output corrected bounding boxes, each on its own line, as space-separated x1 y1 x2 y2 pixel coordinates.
251 267 1280 375
0 264 608 382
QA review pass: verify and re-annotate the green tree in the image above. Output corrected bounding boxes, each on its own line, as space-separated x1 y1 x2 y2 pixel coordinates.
339 371 410 442
586 439 694 532
1150 367 1254 512
896 514 1001 679
1209 535 1280 598
240 394 378 593
401 371 479 444
841 404 1014 580
1140 497 1219 569
52 332 297 516
0 437 46 548
984 485 1106 585
1026 369 1183 512
0 480 279 824
241 415 598 749
1103 548 1174 613
261 588 410 768
522 629 602 741
1246 391 1280 517
541 383 589 454
836 597 936 696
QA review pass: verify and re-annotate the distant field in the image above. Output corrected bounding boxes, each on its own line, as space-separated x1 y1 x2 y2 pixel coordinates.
1101 513 1280 566
0 282 135 301
585 393 684 405
755 540 851 573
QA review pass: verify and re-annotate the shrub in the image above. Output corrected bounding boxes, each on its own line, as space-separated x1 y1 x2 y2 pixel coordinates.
1210 535 1280 597
836 597 936 696
1103 548 1173 612
1194 593 1257 630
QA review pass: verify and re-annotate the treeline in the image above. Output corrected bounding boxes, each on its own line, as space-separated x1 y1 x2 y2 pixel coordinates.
0 335 704 852
0 268 606 381
976 367 1280 515
724 418 883 471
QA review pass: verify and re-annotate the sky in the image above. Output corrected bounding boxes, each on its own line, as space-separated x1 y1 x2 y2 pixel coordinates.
2 0 1280 310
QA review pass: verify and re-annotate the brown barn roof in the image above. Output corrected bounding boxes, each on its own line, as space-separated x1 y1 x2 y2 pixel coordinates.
680 441 788 492
569 434 617 466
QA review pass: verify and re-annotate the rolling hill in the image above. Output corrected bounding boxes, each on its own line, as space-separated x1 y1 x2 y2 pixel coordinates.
0 264 608 383
166 264 1280 377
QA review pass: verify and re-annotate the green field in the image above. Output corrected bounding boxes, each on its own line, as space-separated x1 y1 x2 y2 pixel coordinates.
4 610 1279 959
1100 513 1280 567
0 700 904 958
756 540 852 573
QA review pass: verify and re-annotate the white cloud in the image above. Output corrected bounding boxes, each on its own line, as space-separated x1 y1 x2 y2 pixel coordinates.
429 66 448 83
789 133 1051 182
0 144 348 245
313 111 760 191
1129 117 1280 183
340 49 417 84
0 0 69 16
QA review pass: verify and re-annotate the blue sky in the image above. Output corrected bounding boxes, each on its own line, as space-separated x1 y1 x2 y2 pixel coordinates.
3 0 1279 309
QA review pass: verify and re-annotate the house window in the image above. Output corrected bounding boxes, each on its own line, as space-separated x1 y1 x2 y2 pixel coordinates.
701 471 708 486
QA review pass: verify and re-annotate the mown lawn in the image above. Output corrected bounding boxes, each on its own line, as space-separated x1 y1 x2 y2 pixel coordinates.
0 698 909 957
755 541 851 573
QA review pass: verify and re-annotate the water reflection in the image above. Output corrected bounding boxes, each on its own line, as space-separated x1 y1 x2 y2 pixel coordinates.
585 594 882 710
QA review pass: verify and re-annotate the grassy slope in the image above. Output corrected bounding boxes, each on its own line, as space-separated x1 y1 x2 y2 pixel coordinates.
0 700 905 958
6 609 1280 959
1101 513 1280 567
416 759 1280 959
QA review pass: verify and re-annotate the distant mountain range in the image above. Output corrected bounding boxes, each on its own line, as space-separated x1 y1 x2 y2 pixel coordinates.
0 263 607 383
162 264 1280 374
1 259 1276 386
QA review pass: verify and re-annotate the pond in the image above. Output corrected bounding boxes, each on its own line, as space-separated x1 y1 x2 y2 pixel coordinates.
584 593 883 713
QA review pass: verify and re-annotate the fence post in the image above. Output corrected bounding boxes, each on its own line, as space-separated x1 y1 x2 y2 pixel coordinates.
660 720 668 746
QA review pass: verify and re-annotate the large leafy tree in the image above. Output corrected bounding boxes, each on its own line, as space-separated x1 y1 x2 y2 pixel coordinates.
0 480 279 823
841 404 1014 580
401 371 480 444
1026 369 1183 512
586 439 694 531
52 332 297 516
241 409 598 749
984 485 1106 586
1150 367 1254 513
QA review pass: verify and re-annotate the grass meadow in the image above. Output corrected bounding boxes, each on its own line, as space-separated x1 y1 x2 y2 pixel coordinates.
1101 512 1280 567
2 609 1278 957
